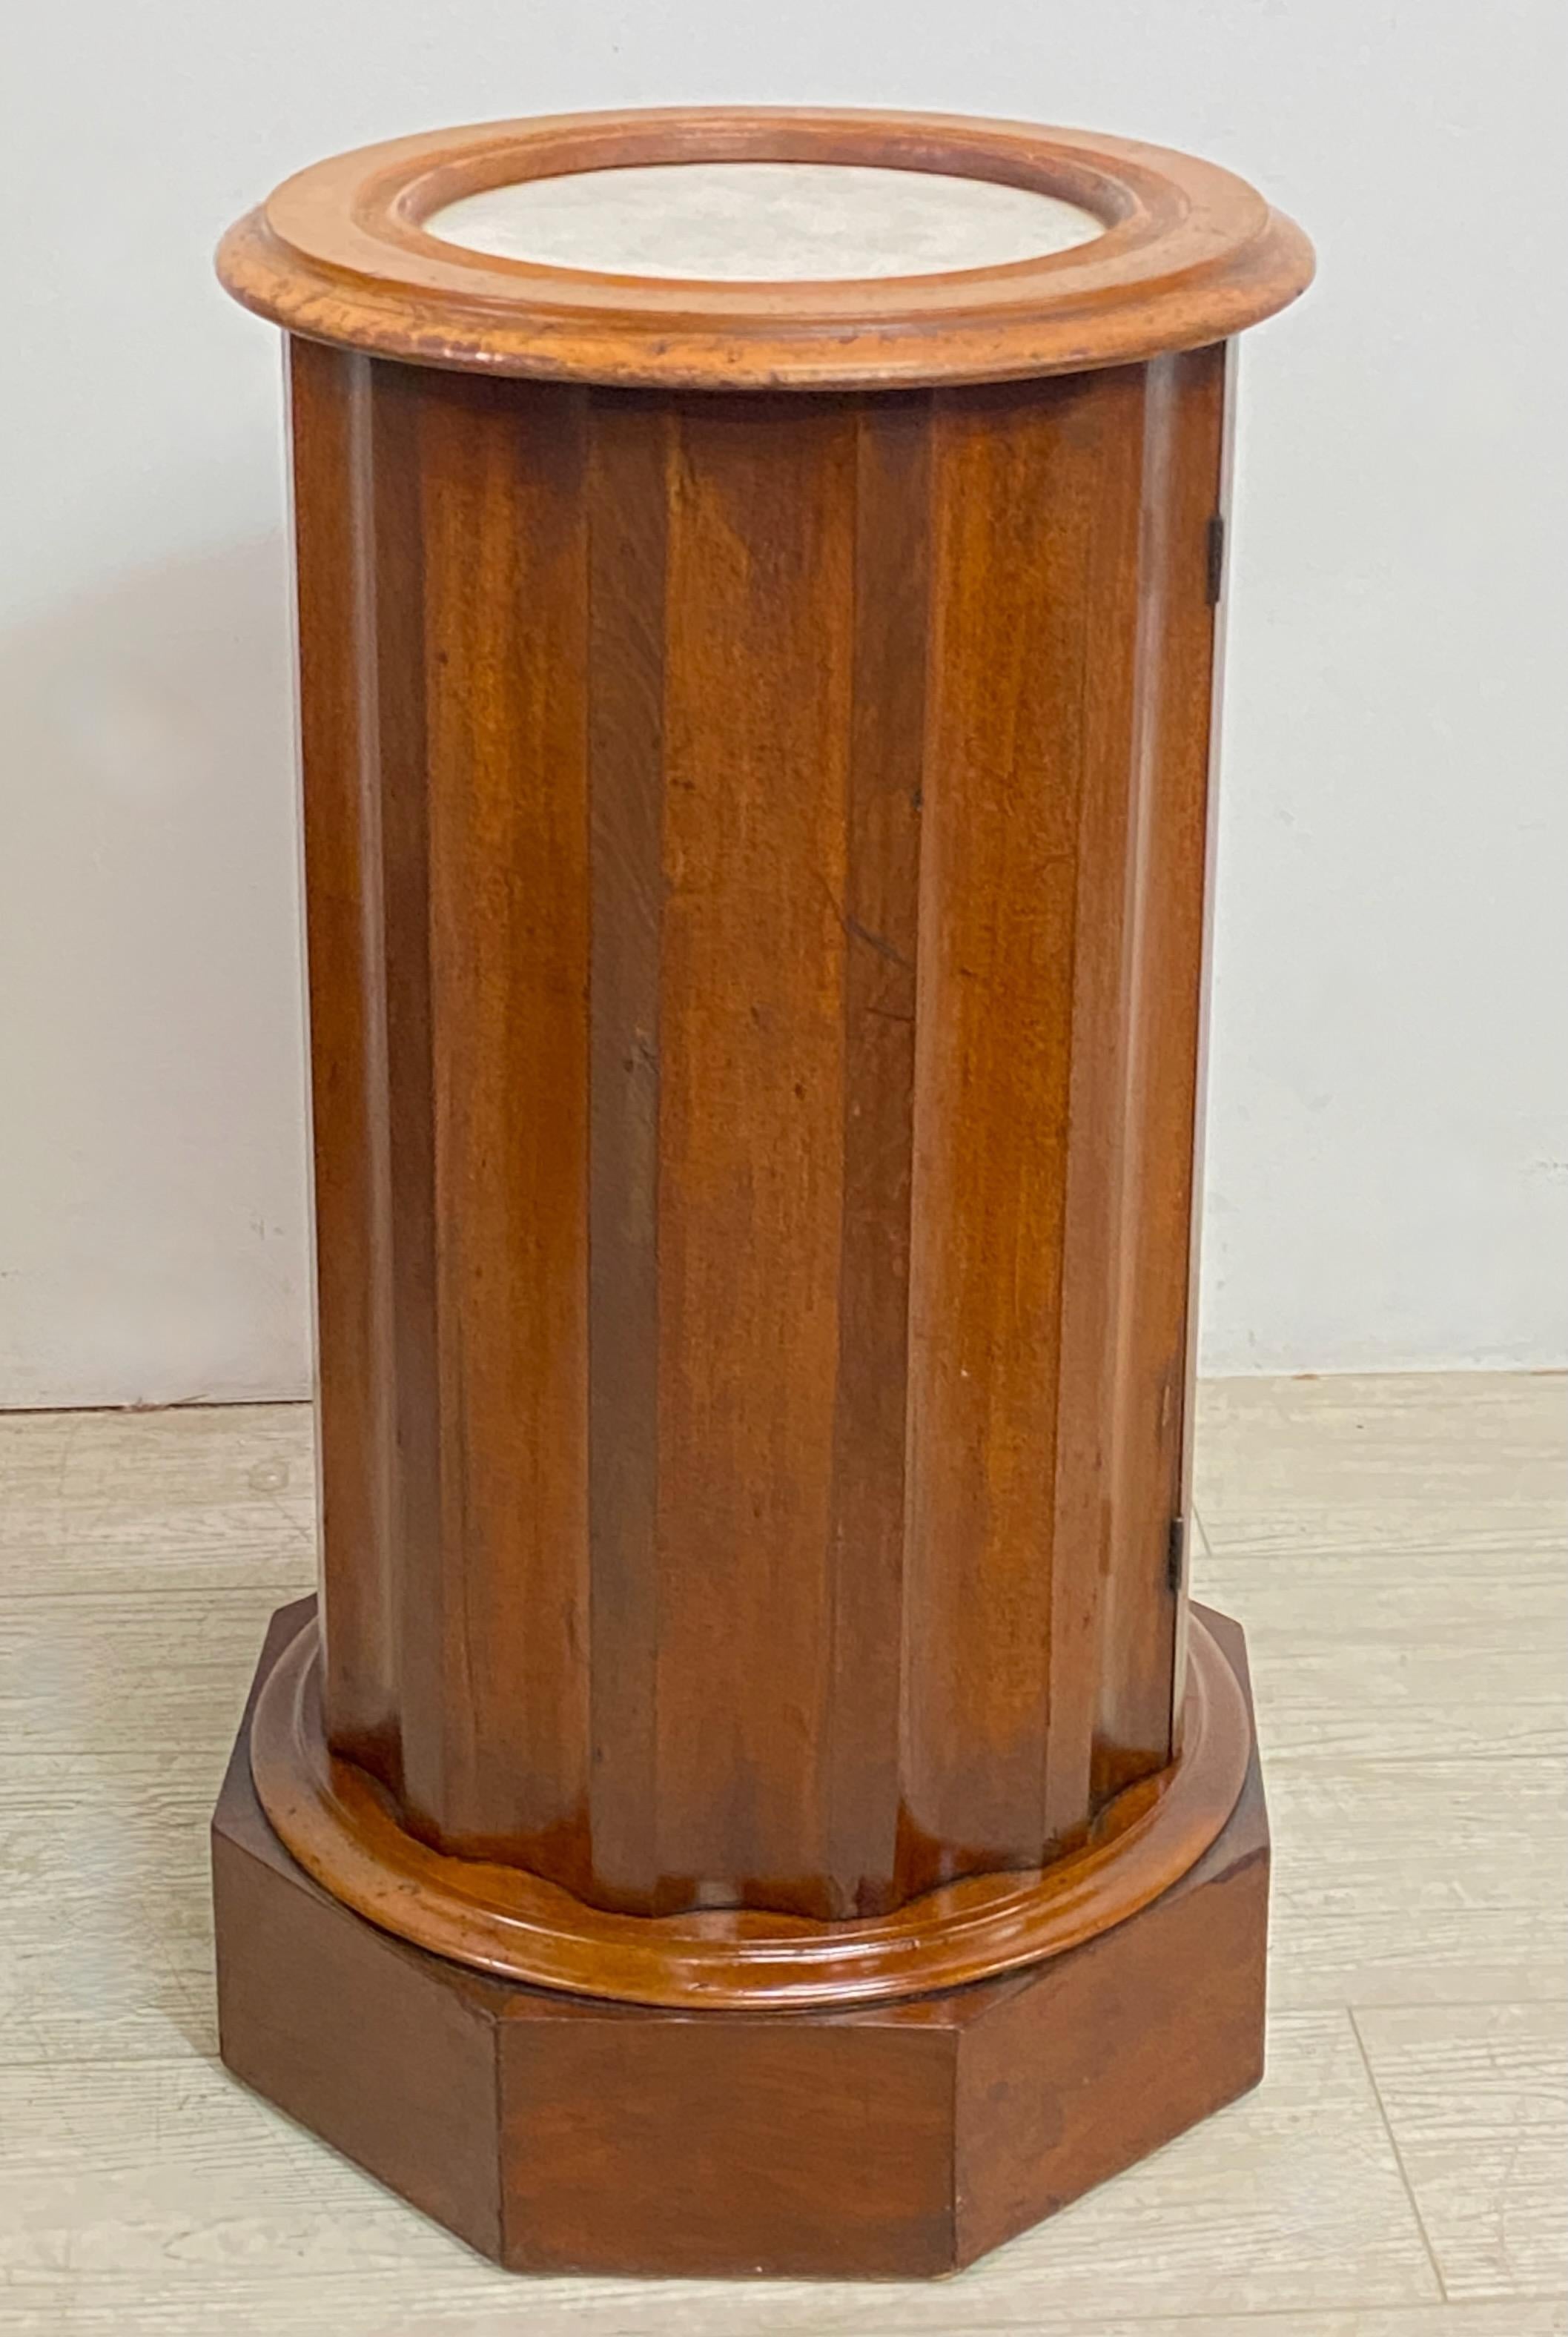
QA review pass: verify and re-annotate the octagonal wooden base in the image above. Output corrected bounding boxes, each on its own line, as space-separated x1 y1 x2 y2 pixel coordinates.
213 1598 1268 2279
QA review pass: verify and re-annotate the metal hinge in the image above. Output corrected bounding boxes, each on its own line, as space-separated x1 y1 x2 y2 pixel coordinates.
1165 1514 1187 1596
1205 513 1226 607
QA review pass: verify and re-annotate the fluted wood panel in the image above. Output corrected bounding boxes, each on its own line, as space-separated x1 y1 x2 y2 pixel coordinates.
903 369 1135 1892
1091 344 1231 1797
288 338 1228 1922
584 397 669 1909
291 341 397 1778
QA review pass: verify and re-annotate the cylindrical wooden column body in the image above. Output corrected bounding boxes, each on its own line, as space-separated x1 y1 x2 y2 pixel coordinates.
295 340 1227 1923
213 109 1311 2274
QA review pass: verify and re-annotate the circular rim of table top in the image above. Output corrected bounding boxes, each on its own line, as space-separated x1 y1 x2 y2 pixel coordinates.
216 105 1314 390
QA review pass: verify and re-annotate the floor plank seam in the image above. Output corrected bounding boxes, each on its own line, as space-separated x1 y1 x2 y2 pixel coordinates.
1348 2002 1452 2306
2 1373 1563 2318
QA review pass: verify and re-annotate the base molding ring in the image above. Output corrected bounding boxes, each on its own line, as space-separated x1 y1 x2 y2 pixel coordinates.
249 1608 1249 2011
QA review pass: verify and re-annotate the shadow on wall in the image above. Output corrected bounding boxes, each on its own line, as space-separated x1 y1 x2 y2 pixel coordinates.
0 538 313 1410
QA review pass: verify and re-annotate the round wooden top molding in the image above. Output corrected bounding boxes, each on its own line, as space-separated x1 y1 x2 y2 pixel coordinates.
216 107 1313 391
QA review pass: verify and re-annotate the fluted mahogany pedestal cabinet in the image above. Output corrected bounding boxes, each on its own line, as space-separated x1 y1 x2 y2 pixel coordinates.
213 110 1312 2277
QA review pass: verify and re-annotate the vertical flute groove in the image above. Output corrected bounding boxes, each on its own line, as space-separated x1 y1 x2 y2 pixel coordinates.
821 394 928 1916
586 391 669 1909
301 356 1228 1917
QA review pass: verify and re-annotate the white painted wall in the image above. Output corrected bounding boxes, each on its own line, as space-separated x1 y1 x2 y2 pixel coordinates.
1 1 1563 1404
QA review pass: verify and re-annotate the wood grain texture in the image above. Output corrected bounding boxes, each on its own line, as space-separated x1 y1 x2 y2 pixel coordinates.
278 345 1234 1944
1091 339 1229 1796
1356 2002 1568 2303
1 2031 1469 2327
652 394 855 1915
584 393 669 1911
0 1401 313 1594
1041 360 1149 1841
211 1598 1268 2276
500 2014 955 2278
953 1606 1268 2267
2 1377 1561 2321
215 108 1314 391
414 369 592 1869
288 340 399 1776
822 395 927 1914
1195 1369 1568 1558
903 372 1102 1886
897 355 1226 1877
214 1601 509 2262
298 354 598 1884
246 1605 1251 2006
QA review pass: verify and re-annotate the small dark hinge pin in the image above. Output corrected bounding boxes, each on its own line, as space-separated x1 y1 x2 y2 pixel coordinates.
1165 1514 1186 1595
1205 513 1226 607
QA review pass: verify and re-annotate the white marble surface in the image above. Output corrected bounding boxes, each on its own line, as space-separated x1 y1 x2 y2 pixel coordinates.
423 160 1105 280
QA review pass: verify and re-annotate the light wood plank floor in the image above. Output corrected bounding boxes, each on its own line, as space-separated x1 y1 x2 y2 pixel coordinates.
0 1372 1563 2335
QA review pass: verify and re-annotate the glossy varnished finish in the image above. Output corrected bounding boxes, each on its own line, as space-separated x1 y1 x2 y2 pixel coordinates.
10 1378 1555 2321
280 340 1231 1937
216 108 1312 390
248 1604 1249 2007
214 104 1313 2280
216 1599 1271 2277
